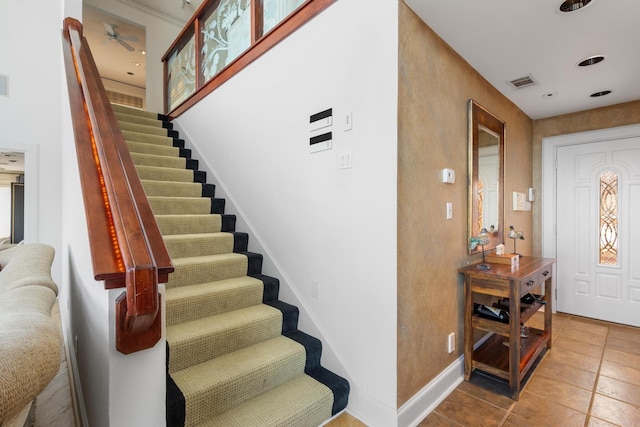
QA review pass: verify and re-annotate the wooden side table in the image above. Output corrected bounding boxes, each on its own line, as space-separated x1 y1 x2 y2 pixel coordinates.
459 256 555 399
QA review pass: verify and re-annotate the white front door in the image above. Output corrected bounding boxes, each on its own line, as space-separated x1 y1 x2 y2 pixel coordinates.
555 136 640 326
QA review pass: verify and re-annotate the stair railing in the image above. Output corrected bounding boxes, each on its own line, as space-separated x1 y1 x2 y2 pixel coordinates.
62 18 173 354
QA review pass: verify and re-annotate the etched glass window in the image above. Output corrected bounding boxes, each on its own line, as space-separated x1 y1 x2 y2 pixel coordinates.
263 0 305 34
201 0 251 82
167 34 196 111
599 171 618 265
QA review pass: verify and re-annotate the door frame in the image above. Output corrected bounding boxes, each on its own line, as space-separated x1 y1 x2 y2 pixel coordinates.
0 142 39 242
541 123 640 310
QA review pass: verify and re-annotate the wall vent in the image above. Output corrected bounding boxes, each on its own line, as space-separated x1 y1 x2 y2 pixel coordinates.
508 75 537 89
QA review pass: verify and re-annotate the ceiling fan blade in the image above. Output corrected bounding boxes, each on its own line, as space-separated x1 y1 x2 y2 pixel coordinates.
118 39 135 52
103 22 116 36
119 34 139 42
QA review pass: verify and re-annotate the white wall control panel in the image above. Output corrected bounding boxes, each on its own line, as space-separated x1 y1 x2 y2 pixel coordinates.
310 108 333 153
513 191 531 211
309 108 333 132
442 168 455 183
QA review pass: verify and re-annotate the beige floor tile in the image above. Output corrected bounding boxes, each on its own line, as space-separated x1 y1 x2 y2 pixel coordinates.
418 411 466 426
590 393 640 426
558 325 608 347
606 334 640 356
553 334 604 359
596 375 640 407
564 317 610 335
510 391 586 427
457 373 515 410
607 326 640 344
524 374 592 413
602 347 640 370
587 416 620 427
432 389 506 427
502 413 540 427
599 359 640 387
542 347 601 373
534 356 597 390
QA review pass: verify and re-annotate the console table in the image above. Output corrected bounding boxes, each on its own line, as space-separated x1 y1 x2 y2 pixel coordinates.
459 256 555 400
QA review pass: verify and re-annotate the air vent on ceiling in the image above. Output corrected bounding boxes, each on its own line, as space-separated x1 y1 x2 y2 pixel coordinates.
508 75 538 89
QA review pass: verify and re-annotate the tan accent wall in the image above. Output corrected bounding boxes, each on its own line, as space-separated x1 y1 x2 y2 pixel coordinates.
397 1 533 405
531 100 640 256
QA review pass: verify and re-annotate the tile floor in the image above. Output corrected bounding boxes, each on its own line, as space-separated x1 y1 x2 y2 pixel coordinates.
419 312 640 427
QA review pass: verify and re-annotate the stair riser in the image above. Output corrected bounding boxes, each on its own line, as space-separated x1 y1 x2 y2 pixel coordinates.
132 154 186 170
167 305 283 373
167 256 249 288
149 198 211 215
173 340 307 424
163 234 235 259
155 215 224 235
166 278 264 326
135 166 194 183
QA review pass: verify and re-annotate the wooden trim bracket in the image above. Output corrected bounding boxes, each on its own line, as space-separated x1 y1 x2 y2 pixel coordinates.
62 17 173 354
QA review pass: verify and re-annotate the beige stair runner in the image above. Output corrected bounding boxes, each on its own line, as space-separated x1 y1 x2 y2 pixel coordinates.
112 104 336 427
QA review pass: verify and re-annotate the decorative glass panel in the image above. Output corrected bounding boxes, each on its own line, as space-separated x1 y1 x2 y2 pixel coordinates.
167 34 196 111
599 171 618 265
201 0 251 82
263 0 305 34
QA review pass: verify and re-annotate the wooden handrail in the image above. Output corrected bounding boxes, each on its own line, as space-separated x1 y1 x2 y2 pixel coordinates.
62 18 173 354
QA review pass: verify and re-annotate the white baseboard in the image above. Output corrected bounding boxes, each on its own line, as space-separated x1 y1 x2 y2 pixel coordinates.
397 356 464 427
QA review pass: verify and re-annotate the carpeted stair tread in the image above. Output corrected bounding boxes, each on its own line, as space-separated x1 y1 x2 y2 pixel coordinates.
115 111 165 128
171 336 307 424
142 180 203 198
122 129 175 146
112 103 160 120
148 196 212 215
131 152 187 169
167 304 283 373
163 233 235 258
199 374 333 427
135 165 194 183
127 140 180 157
120 121 170 136
114 105 349 426
155 214 224 235
168 253 249 289
165 276 264 326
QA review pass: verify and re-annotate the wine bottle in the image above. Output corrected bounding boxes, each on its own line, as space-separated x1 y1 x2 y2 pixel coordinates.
521 293 536 304
474 303 510 323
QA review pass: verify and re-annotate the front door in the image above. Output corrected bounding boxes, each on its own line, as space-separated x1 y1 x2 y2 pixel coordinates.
556 136 640 326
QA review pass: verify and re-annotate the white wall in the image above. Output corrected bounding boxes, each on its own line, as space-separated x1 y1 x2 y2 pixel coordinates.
0 0 64 281
83 0 184 112
174 0 399 424
0 186 11 238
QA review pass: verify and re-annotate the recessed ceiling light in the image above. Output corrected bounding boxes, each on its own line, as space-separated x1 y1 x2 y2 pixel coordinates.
559 0 593 12
542 92 558 98
590 90 611 97
578 55 605 67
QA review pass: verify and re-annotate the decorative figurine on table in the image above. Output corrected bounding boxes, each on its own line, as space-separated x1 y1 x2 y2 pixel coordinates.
496 243 505 256
508 225 525 258
470 228 491 270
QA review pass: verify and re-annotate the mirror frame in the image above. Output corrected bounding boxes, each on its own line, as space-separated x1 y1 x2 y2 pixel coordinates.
467 100 505 254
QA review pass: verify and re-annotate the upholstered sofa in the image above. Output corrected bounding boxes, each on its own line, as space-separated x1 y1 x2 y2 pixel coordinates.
0 244 61 427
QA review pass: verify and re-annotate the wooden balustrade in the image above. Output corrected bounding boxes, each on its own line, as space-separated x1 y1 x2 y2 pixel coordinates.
62 18 173 354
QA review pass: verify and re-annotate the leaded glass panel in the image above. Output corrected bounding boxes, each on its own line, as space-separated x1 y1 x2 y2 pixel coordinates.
263 0 305 34
201 0 251 82
167 34 196 111
599 171 618 265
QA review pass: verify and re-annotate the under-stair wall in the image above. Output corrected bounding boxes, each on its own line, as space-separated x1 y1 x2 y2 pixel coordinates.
169 0 399 424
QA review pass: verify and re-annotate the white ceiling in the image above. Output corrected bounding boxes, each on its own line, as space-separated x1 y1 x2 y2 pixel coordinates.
404 0 640 119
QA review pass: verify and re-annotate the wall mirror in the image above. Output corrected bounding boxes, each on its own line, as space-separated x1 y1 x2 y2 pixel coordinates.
468 100 505 254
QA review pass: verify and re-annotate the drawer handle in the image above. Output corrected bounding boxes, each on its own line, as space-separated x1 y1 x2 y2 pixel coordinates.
542 270 550 277
527 280 535 287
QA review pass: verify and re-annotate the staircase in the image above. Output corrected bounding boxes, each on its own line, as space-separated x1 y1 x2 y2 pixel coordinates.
112 104 349 426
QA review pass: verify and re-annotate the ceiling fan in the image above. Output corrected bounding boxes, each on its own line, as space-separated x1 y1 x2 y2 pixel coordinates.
103 23 137 52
